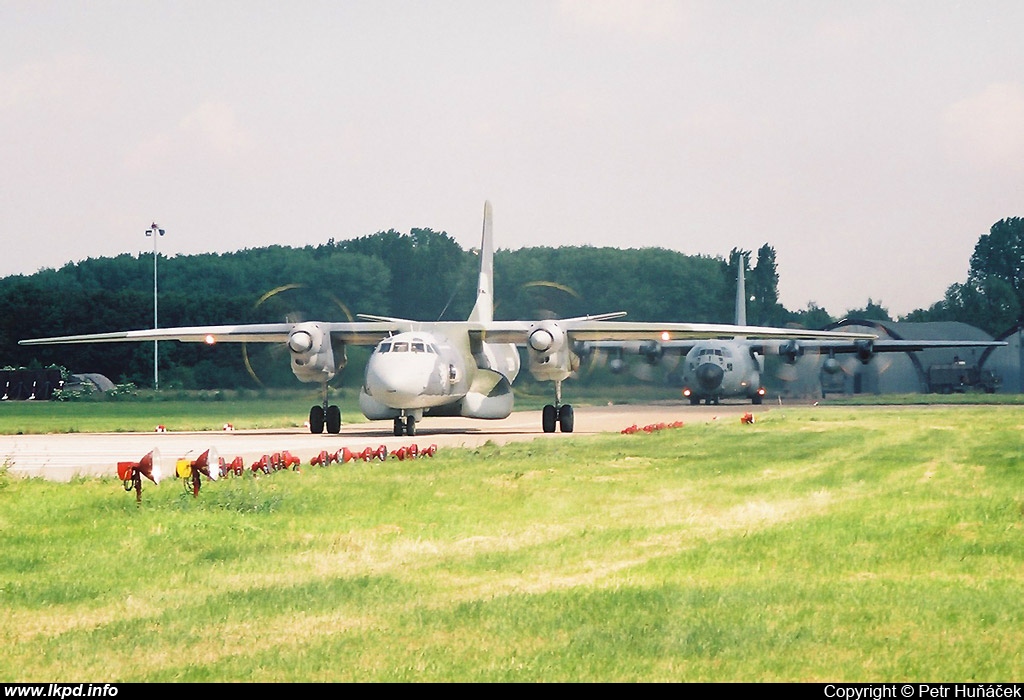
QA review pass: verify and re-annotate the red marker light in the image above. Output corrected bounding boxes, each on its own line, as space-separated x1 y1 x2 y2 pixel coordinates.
204 335 216 345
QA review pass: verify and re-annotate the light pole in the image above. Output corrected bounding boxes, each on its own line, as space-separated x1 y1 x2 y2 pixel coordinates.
145 223 165 390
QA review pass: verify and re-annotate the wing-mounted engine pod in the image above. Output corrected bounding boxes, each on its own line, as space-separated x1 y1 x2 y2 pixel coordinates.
854 338 875 364
288 329 314 354
528 321 565 354
778 339 804 364
640 340 663 365
287 323 336 383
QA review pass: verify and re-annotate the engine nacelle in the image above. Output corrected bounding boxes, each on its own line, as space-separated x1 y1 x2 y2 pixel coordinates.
528 322 565 353
854 339 875 364
778 340 804 364
288 322 337 384
526 321 575 382
822 356 843 374
639 340 663 365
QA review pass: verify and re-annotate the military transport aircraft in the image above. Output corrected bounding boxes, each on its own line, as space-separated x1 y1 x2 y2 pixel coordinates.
588 254 1006 405
20 203 877 435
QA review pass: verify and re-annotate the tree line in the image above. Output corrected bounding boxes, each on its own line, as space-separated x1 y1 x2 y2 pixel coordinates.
2 218 1021 389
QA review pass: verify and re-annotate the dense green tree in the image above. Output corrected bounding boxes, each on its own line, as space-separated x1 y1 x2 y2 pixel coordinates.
494 246 731 323
903 217 1024 334
336 229 473 320
749 244 787 326
788 302 835 330
968 217 1024 301
844 299 892 322
935 278 1020 335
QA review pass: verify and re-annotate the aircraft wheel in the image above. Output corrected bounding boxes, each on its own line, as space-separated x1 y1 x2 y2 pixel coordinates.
542 404 557 433
752 395 762 405
309 405 325 434
393 417 404 437
689 396 700 406
326 405 342 434
558 404 574 433
405 415 416 437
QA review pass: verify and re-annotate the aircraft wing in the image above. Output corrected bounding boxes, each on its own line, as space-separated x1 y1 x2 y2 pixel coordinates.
472 317 876 345
797 339 1002 352
766 337 1006 358
571 334 1004 363
19 321 402 347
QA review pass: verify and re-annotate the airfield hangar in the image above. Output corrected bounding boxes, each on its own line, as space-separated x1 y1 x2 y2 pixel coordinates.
777 319 1019 397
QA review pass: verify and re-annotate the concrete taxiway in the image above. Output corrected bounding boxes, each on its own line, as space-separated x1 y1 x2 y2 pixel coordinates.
2 402 770 481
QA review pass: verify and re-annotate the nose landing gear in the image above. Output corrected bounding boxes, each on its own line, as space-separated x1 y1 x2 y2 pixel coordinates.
393 414 416 436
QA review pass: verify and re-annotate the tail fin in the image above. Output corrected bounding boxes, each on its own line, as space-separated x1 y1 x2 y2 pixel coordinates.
468 201 494 324
734 252 747 326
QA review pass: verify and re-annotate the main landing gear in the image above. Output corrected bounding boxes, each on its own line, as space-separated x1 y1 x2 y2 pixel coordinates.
393 414 416 437
542 380 574 433
309 384 342 434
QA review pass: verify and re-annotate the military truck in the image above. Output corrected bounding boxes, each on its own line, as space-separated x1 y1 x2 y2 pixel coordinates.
927 361 999 394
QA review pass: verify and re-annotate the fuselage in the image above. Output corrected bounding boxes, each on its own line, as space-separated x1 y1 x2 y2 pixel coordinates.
680 341 765 404
363 332 467 409
359 330 520 419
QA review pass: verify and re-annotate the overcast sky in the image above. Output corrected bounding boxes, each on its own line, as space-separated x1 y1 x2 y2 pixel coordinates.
2 1 1022 318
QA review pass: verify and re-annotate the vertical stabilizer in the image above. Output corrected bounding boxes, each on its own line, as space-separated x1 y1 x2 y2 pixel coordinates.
468 201 494 324
734 252 747 327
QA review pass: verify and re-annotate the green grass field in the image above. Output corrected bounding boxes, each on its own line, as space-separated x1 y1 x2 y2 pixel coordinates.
1 404 1022 681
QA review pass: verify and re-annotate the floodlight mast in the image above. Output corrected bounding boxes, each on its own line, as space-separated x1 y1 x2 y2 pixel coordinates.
145 223 165 390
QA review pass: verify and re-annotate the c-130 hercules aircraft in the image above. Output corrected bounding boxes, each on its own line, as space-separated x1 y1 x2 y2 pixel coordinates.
586 253 1006 405
21 202 874 436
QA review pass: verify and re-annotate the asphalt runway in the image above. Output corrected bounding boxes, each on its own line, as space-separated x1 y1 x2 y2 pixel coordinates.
2 401 772 481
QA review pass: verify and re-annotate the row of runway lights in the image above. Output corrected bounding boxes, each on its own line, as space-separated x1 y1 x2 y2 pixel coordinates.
116 443 439 502
619 413 755 434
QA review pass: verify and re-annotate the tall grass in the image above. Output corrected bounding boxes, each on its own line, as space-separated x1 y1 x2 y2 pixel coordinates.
1 406 1021 681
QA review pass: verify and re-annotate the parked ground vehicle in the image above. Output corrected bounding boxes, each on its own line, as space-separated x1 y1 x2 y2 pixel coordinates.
927 361 999 394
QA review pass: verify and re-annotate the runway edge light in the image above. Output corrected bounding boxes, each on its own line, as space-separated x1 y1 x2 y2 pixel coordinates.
117 449 162 504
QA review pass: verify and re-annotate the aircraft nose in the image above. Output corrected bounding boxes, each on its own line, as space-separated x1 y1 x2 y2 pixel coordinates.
695 363 724 391
365 354 430 405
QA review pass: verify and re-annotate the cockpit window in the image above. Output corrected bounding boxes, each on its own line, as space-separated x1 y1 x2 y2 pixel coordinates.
379 339 438 354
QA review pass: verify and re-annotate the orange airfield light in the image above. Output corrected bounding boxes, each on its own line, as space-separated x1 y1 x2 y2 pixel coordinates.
176 448 220 497
115 443 442 501
117 450 162 504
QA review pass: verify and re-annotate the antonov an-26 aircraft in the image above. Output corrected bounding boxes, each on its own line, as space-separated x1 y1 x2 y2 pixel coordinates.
21 202 876 436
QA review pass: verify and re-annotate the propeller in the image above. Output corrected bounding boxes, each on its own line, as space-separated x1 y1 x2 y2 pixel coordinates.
628 341 682 383
243 283 354 387
630 361 660 383
775 361 800 383
522 280 582 320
